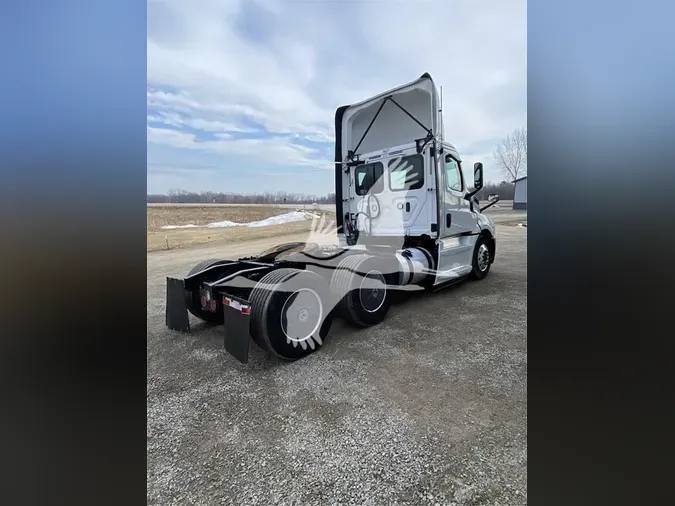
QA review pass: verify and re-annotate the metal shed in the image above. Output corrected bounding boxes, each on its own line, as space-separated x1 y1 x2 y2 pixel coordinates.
513 176 527 210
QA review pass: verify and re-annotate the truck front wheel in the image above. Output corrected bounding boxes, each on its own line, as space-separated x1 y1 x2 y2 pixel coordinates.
470 237 493 280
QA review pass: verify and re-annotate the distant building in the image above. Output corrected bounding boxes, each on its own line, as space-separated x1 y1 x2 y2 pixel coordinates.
513 176 527 210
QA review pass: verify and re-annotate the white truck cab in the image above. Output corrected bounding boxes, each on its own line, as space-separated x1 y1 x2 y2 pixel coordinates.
334 73 497 286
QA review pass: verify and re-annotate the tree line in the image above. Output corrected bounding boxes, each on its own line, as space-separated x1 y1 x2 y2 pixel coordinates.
149 127 525 205
148 189 337 204
147 182 514 205
474 180 516 201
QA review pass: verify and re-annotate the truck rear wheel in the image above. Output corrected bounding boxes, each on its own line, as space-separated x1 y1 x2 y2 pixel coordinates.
249 268 333 361
185 259 225 323
331 254 393 327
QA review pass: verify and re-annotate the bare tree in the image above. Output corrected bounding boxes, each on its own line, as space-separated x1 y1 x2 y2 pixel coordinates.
493 126 527 181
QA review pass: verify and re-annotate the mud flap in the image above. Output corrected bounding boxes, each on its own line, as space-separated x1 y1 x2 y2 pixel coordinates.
165 277 191 332
222 295 252 364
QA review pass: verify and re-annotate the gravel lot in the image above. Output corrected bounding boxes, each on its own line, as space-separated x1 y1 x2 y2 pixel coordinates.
147 212 527 505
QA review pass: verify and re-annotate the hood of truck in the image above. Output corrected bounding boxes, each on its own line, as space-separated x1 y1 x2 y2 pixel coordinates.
334 73 442 162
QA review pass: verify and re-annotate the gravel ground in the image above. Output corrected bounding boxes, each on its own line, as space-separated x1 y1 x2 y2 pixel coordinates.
147 218 527 505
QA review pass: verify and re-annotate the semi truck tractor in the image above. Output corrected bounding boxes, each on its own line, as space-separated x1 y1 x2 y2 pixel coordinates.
165 73 499 363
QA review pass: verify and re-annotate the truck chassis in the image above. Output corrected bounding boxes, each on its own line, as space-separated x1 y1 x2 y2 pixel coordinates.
165 237 494 364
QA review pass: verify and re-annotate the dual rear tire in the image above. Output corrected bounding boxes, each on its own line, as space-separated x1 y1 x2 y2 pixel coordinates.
183 260 335 361
249 268 333 361
248 256 394 360
183 256 392 361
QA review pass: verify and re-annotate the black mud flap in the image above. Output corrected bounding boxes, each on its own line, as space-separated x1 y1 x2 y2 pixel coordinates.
166 277 191 332
222 295 252 364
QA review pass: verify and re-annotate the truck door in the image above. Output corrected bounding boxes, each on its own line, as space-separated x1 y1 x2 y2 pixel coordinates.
351 145 430 239
351 160 385 230
435 152 479 283
377 147 429 237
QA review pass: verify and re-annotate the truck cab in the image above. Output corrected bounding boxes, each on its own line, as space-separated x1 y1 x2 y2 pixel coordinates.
346 141 434 238
335 73 496 286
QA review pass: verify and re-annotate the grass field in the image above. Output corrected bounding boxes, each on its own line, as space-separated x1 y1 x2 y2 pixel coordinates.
147 201 519 252
147 204 335 252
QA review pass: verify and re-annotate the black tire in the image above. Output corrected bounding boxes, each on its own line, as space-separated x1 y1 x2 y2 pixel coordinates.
330 254 393 327
469 236 492 280
249 268 333 361
185 259 225 323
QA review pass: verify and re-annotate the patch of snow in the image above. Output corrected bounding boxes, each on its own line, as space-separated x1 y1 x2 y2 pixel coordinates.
205 220 239 228
161 224 199 229
160 211 317 230
246 211 314 228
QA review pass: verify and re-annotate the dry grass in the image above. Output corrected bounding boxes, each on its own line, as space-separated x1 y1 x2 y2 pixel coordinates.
147 204 335 252
147 205 293 232
147 203 335 211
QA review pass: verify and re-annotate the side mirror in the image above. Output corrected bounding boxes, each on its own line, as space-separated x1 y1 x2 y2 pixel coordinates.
465 162 485 203
473 162 484 191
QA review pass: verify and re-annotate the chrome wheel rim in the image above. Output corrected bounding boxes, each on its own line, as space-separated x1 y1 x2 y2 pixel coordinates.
359 270 387 313
280 288 323 343
477 244 490 272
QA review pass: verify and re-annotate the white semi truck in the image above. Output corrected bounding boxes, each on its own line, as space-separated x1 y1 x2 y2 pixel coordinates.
165 73 499 363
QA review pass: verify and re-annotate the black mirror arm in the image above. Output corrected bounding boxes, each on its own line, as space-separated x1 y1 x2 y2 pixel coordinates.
479 196 500 213
464 186 482 200
462 189 477 212
464 185 484 212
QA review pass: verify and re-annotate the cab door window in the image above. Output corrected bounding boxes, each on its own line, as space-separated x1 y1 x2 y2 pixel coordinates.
354 162 384 196
388 154 424 191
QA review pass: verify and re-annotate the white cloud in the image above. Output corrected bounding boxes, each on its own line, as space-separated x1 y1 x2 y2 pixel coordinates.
147 111 254 133
147 0 526 193
147 125 334 170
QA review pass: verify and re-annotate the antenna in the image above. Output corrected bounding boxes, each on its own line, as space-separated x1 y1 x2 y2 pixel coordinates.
439 85 444 143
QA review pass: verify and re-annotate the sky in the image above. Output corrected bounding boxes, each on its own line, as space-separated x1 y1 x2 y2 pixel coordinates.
147 0 527 196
